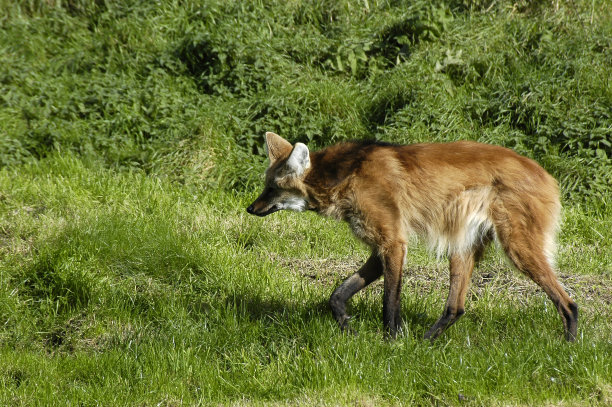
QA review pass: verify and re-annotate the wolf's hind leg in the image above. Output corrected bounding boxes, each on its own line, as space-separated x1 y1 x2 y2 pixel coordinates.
496 226 578 341
329 252 383 331
424 243 486 341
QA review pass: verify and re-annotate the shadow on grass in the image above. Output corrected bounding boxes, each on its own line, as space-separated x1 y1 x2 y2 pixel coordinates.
228 289 433 340
228 292 328 323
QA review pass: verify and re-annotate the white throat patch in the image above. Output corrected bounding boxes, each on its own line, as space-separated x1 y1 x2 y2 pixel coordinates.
279 196 308 212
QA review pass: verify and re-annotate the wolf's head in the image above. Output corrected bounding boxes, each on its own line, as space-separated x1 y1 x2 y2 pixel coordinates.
246 132 311 217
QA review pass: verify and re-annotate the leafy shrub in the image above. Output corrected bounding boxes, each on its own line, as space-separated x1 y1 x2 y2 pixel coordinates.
0 0 610 204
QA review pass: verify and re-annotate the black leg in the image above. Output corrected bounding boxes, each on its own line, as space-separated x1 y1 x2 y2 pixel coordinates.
329 253 383 331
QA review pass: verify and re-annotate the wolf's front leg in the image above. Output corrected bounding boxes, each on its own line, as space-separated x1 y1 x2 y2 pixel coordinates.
381 242 407 339
329 253 383 332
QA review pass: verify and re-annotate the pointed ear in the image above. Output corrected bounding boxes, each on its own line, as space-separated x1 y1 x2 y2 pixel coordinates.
286 142 310 176
265 132 293 164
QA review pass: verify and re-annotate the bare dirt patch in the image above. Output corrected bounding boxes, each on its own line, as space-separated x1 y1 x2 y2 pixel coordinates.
268 253 612 311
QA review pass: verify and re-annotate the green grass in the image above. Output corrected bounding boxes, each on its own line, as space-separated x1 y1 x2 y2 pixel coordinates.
1 0 611 405
0 155 610 406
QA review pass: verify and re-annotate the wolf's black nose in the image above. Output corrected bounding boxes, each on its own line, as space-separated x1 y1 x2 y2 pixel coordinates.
246 205 254 214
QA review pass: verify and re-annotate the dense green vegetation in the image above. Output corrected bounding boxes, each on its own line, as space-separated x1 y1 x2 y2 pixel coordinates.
1 0 610 405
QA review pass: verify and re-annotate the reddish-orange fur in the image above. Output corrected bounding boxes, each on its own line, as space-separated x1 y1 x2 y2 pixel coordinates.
247 132 578 341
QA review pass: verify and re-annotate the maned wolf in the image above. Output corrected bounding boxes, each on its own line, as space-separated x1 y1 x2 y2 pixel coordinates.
246 132 578 341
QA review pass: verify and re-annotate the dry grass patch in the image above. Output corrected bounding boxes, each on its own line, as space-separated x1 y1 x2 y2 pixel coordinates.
269 252 612 313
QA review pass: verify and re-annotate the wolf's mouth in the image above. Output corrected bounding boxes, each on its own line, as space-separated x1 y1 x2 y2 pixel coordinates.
246 204 280 217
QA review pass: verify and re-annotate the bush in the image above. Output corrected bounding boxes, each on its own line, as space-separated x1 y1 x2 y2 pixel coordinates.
0 0 609 205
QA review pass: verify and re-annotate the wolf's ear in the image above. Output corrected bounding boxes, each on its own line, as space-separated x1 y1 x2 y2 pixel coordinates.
286 142 310 176
265 132 293 164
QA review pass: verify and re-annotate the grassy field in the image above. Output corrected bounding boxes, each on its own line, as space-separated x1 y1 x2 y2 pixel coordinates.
1 0 611 405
